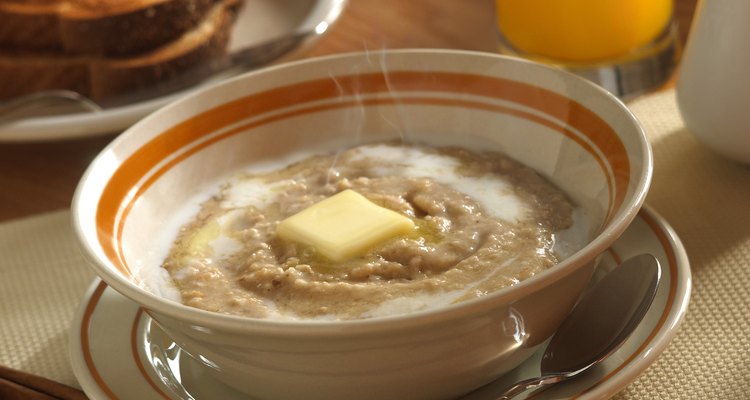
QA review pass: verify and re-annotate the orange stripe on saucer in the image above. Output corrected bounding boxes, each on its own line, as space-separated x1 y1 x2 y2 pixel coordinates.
130 308 172 400
80 281 120 400
570 210 680 399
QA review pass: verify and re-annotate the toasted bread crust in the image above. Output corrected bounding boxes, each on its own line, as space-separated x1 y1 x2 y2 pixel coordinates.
0 0 219 55
0 6 60 50
61 0 219 56
90 0 235 99
0 55 90 99
0 0 238 101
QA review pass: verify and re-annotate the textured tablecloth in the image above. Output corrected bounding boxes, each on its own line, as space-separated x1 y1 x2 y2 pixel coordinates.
0 89 748 399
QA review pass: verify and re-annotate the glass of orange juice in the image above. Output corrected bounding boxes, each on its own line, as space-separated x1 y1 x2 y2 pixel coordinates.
495 0 679 98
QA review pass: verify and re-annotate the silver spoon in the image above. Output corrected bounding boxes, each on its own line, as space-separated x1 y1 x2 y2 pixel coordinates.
496 253 661 399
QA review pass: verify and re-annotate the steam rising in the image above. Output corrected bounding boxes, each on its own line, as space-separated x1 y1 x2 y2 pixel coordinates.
324 50 413 184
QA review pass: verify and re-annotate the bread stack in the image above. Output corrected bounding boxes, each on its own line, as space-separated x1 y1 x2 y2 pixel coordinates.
0 0 241 102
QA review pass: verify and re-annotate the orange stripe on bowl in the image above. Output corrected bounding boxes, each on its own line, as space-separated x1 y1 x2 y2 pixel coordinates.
96 71 630 274
112 96 616 276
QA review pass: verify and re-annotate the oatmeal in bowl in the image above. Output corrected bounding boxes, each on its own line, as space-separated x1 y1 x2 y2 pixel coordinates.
162 142 580 321
72 50 651 400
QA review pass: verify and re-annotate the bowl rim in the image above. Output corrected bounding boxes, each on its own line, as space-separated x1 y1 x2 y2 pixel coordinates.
72 48 653 335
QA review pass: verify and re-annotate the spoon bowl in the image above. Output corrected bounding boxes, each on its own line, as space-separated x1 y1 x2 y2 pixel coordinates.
497 254 661 399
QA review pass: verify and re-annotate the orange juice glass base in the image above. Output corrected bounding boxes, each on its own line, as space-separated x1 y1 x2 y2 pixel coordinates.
495 0 680 99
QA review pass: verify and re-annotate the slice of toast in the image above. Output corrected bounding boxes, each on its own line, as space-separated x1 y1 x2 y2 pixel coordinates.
0 0 239 101
0 0 219 56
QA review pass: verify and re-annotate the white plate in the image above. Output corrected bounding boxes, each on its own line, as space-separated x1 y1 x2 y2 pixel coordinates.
0 0 345 142
69 205 691 400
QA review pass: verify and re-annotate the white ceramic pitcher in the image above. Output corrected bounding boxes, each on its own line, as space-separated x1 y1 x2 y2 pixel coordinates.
677 0 750 164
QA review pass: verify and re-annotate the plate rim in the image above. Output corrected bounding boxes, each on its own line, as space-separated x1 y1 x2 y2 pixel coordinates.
576 205 691 399
0 0 346 142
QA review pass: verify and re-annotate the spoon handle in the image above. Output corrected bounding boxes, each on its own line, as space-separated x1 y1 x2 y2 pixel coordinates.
495 374 565 399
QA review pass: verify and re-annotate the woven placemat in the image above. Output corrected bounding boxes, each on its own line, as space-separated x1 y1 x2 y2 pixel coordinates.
0 211 94 389
614 90 750 399
0 89 748 398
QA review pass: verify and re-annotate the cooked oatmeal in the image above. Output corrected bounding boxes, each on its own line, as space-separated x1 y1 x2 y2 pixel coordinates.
161 142 574 320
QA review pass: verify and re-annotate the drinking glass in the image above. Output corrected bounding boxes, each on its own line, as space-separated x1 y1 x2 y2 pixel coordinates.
494 0 679 99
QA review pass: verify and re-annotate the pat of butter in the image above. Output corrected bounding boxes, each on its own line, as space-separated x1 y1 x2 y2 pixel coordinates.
277 189 414 262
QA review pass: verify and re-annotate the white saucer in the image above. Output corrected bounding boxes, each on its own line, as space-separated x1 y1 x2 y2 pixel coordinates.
0 0 345 142
69 205 691 400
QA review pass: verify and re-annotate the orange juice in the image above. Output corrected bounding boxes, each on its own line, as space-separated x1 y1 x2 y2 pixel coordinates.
495 0 673 62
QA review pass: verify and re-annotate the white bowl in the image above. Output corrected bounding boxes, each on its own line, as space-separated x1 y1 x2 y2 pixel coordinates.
72 49 651 400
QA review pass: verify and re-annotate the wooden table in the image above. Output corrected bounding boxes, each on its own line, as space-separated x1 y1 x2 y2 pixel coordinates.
0 0 697 222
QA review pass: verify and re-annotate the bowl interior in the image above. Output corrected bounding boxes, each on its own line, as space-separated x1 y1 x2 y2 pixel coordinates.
74 50 650 320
